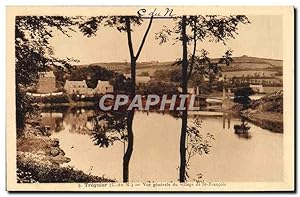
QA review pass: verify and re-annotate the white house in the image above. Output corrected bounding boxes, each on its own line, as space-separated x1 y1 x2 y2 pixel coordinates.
124 74 151 84
64 80 93 95
64 80 113 95
250 84 264 93
94 80 114 94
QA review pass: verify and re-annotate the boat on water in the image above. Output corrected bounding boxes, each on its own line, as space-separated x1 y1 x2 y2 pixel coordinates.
234 119 252 138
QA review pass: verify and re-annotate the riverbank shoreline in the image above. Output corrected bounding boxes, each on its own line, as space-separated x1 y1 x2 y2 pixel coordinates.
16 121 115 183
230 91 283 133
241 111 283 133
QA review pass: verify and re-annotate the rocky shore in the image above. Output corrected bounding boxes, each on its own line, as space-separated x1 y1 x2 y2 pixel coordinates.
17 122 114 183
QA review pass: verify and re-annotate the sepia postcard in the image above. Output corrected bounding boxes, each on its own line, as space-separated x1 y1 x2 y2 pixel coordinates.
6 6 295 192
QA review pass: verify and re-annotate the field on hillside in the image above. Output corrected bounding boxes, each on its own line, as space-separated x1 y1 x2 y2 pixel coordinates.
80 56 283 77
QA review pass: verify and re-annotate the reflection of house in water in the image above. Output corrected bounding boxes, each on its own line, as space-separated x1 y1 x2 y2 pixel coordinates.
63 109 96 135
223 113 231 129
41 112 63 132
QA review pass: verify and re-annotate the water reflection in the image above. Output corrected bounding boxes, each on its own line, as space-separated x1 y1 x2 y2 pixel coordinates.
222 113 231 129
91 111 127 150
64 109 91 135
41 107 283 182
40 112 63 132
234 118 252 139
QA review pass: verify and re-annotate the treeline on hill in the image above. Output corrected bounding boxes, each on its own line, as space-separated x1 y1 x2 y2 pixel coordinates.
153 68 224 94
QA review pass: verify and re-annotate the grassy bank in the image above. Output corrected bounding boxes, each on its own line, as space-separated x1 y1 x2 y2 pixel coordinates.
17 160 114 183
238 91 283 133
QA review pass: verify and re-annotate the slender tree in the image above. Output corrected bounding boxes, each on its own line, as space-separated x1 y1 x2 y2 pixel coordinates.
156 15 250 182
179 15 189 182
79 15 153 182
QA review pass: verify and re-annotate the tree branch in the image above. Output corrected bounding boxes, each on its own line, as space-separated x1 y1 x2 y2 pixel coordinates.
135 16 154 60
125 17 135 61
188 17 197 81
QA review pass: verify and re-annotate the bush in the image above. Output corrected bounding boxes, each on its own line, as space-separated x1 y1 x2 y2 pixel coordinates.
17 160 115 183
233 87 255 107
32 94 70 104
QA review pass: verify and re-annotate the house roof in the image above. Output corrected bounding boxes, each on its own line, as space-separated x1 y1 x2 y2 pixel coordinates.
96 80 111 87
65 80 87 87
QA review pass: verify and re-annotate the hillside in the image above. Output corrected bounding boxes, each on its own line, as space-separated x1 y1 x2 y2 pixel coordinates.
219 55 282 72
75 55 283 76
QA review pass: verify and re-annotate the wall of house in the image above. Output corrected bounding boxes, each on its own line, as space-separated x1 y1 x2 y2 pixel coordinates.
95 84 114 94
37 77 56 93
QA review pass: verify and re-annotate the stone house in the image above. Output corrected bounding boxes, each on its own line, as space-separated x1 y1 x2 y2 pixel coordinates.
37 71 57 93
64 80 113 95
94 80 114 94
64 80 93 95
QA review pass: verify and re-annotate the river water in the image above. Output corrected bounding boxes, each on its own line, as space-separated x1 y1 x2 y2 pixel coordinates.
42 108 283 182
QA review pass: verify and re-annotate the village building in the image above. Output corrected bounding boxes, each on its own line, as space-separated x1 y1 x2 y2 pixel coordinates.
124 74 151 84
64 79 113 95
94 80 114 94
231 76 282 86
37 71 57 93
64 80 93 95
250 84 264 93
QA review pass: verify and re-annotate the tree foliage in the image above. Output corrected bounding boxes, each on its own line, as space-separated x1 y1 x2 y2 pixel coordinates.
91 111 128 148
15 16 78 130
185 119 215 181
234 87 255 107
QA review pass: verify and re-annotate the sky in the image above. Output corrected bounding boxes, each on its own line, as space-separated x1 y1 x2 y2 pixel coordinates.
49 15 282 64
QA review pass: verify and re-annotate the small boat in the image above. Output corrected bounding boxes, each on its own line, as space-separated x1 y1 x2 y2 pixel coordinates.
234 124 250 134
233 119 251 138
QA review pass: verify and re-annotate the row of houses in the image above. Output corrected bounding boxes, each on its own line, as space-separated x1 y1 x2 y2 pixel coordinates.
36 71 113 95
36 71 155 95
64 80 113 95
230 76 282 86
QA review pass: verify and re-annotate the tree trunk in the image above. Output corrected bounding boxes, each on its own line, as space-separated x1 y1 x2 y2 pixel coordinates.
123 16 153 182
123 17 136 182
179 15 188 182
123 57 136 182
123 109 134 182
